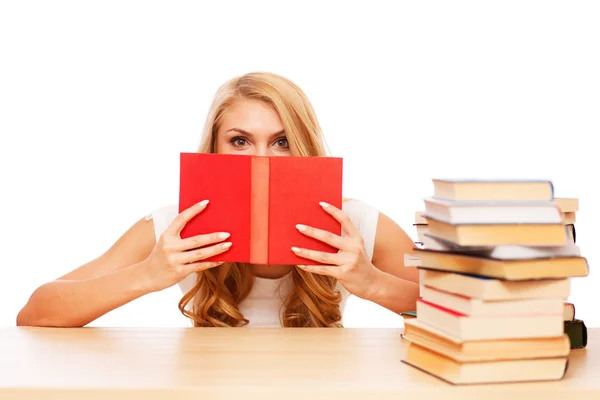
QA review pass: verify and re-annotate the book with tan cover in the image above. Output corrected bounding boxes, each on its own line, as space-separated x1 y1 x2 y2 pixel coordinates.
554 197 579 213
413 248 589 280
402 342 568 385
432 179 554 202
424 216 567 246
416 299 564 341
402 318 570 362
418 269 571 301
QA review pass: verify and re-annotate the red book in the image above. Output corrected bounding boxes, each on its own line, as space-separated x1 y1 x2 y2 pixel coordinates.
178 153 343 265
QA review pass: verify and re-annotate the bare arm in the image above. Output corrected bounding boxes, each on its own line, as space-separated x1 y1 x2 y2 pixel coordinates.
368 212 420 313
16 217 157 327
16 201 232 327
371 212 420 283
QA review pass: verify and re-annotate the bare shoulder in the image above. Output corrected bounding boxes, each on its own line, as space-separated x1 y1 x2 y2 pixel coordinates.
57 211 161 281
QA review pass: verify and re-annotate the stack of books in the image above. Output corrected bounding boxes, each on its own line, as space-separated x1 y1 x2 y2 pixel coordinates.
402 179 589 385
411 189 587 349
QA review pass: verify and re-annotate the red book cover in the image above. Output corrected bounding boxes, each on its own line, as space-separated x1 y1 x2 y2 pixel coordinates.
179 153 343 265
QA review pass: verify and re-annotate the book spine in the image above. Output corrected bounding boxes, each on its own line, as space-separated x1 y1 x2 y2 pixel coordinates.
250 157 269 264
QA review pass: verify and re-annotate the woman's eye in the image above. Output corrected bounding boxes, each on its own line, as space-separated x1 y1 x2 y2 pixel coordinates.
231 137 248 147
274 137 289 148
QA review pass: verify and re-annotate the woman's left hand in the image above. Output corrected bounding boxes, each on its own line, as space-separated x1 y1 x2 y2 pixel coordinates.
292 202 382 300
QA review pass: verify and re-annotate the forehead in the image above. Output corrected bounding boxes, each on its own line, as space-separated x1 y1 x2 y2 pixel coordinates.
219 99 284 135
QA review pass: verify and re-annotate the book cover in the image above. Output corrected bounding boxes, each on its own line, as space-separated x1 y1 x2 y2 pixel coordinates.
564 319 587 349
420 285 564 316
554 197 579 213
563 302 575 321
413 248 589 280
402 318 570 363
416 269 571 301
416 299 564 340
422 196 563 225
421 233 580 260
431 178 554 202
178 152 343 265
423 215 567 247
402 342 568 385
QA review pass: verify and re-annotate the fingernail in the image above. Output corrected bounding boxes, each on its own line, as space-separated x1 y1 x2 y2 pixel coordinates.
219 232 230 239
291 246 301 253
198 200 209 207
222 242 232 249
319 202 329 208
296 224 307 232
297 265 306 269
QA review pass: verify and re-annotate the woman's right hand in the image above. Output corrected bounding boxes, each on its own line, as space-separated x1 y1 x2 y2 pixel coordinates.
142 200 232 292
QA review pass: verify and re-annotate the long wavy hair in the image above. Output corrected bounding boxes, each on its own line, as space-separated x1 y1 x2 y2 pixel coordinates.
178 72 343 327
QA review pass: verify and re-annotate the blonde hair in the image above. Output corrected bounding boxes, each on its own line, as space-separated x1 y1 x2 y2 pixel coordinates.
178 72 343 327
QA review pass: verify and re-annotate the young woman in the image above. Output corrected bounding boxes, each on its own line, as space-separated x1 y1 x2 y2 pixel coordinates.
17 72 420 328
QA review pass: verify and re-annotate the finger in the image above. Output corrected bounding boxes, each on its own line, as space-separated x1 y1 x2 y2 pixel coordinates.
184 261 225 275
295 224 351 251
291 246 344 265
177 242 232 264
174 232 231 251
297 264 340 279
166 200 209 236
319 202 360 238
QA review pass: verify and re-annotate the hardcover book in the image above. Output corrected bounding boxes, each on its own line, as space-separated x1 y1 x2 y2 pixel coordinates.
178 152 343 265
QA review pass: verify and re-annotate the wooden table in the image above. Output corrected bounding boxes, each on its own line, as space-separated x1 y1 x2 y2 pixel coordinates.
0 327 596 399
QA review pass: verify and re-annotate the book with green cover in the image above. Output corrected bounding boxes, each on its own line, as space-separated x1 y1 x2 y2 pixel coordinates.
564 319 587 349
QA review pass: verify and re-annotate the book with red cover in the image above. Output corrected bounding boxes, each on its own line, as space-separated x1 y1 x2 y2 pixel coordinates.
178 152 343 265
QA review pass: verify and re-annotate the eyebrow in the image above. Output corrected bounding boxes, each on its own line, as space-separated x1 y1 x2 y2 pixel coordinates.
226 128 285 139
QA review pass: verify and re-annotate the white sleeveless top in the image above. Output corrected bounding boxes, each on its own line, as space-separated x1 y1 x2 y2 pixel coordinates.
149 199 379 327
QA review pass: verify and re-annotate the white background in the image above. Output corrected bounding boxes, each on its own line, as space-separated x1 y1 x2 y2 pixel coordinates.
1 1 598 328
